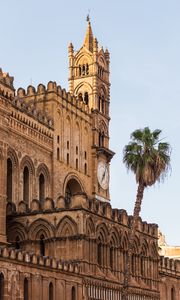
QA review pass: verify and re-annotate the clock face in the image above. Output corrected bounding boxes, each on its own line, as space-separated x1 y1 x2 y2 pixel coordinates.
97 161 109 190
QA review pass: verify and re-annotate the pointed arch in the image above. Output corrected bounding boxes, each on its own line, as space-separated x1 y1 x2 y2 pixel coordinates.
28 219 54 240
7 221 27 243
56 216 78 237
36 163 50 203
0 273 4 300
7 147 19 204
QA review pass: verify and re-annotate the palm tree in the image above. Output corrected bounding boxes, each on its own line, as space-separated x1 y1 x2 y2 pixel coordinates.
122 127 171 300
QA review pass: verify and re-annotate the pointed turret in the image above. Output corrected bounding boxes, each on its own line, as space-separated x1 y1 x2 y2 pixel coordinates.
83 15 93 52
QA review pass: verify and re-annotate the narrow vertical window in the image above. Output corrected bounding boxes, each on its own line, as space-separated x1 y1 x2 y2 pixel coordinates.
110 246 113 270
0 273 4 300
15 236 20 250
86 63 89 75
98 96 101 111
72 286 76 300
40 234 45 256
84 92 89 105
24 278 28 300
57 147 60 160
7 158 13 202
97 242 102 265
84 163 87 175
49 282 53 300
76 146 78 155
67 141 69 150
67 153 69 165
76 159 78 170
57 135 60 143
84 151 87 160
79 65 81 76
23 166 29 205
39 173 45 204
102 95 105 114
171 287 175 300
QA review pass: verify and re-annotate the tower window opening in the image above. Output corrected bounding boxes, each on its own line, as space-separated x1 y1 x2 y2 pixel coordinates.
84 92 89 105
84 151 87 159
49 282 53 300
57 135 60 143
67 141 69 149
84 163 87 175
76 159 78 170
40 234 45 256
98 96 101 111
72 286 76 300
78 93 83 101
76 146 78 155
65 184 72 208
171 287 175 300
79 65 82 76
67 153 69 165
57 147 60 160
39 173 45 204
102 95 105 114
24 278 28 300
23 166 29 206
0 273 4 300
99 133 104 147
82 64 86 76
15 236 20 250
7 158 13 202
86 63 89 75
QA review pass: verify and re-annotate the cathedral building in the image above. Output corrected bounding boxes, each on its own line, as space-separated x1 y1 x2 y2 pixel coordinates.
0 18 179 299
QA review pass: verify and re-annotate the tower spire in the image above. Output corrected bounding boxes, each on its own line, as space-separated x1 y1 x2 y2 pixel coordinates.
83 15 93 52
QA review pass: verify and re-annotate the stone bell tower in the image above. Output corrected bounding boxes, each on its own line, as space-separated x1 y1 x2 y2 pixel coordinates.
68 17 114 202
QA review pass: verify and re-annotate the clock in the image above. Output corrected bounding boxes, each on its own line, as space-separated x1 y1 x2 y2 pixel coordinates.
97 161 109 190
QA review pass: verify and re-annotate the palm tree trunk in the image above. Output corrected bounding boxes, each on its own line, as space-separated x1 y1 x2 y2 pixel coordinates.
122 182 145 300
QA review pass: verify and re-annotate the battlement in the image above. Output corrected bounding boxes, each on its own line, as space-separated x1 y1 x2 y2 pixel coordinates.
0 246 80 274
16 81 90 116
159 256 180 275
0 68 15 99
12 96 54 129
7 194 158 238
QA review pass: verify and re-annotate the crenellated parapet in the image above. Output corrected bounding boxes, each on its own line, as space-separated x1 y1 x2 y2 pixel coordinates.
16 81 90 119
0 68 15 99
0 246 80 273
159 256 180 275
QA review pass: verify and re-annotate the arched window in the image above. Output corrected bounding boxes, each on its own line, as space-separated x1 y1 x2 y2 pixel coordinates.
79 65 81 76
110 246 113 269
78 93 83 101
84 163 87 175
57 147 60 160
0 273 4 300
102 95 105 114
65 184 72 208
76 159 78 170
67 153 69 165
23 166 29 205
72 286 76 300
97 242 102 265
24 278 28 300
49 282 53 300
171 287 175 300
40 234 45 256
76 146 78 155
86 63 89 75
99 133 104 147
82 65 85 76
15 236 20 250
84 92 89 105
7 158 13 202
98 96 101 111
39 173 45 203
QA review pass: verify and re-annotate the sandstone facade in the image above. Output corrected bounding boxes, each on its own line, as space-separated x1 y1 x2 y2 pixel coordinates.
0 19 179 300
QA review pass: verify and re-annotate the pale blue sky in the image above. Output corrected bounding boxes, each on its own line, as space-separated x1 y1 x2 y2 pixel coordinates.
1 0 180 245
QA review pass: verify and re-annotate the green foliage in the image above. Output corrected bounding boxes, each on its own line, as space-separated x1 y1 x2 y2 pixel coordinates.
123 127 171 186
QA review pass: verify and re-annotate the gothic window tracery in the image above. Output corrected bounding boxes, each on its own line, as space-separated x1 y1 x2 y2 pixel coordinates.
39 173 45 204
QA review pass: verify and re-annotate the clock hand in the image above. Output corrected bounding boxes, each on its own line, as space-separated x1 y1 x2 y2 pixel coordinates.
102 168 106 181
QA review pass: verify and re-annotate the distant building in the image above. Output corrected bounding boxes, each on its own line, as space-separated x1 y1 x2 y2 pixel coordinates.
0 18 179 300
